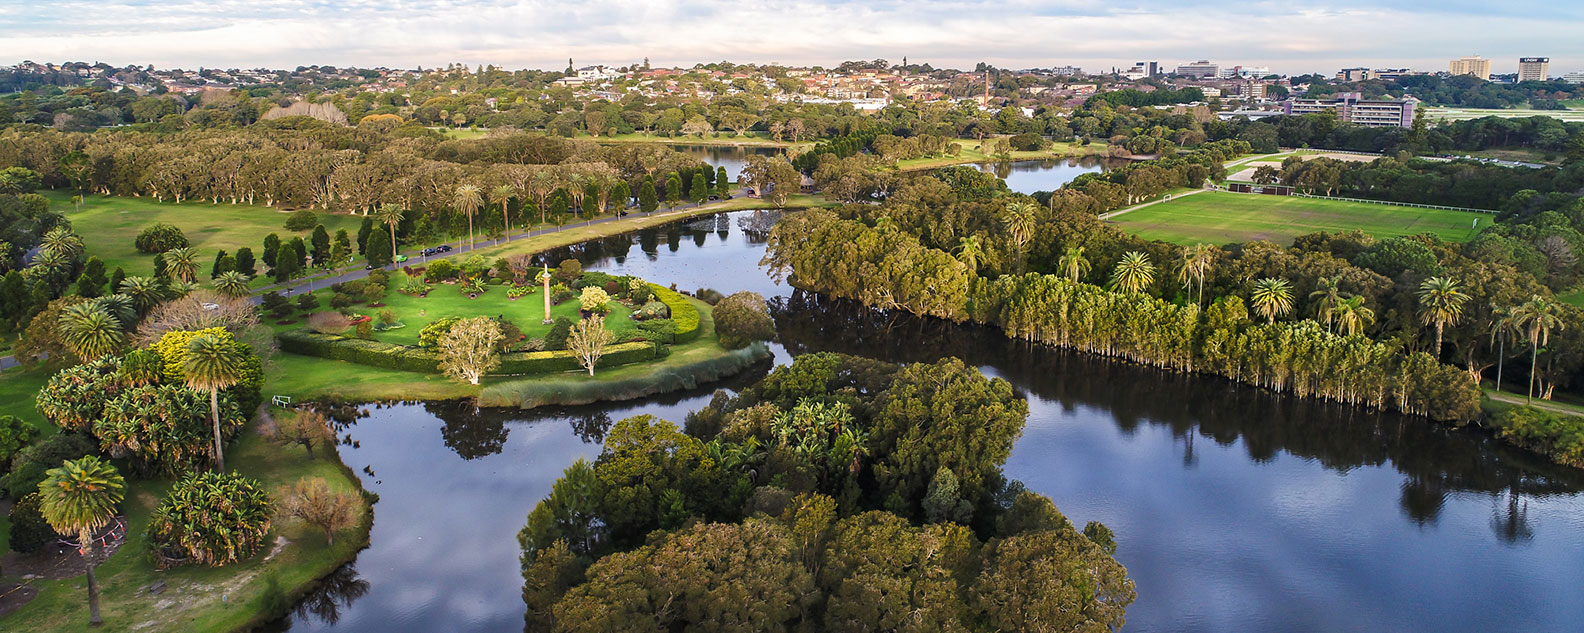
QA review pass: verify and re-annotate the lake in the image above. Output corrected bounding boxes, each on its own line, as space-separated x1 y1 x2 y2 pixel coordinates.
666 144 786 181
272 210 1584 633
971 155 1118 194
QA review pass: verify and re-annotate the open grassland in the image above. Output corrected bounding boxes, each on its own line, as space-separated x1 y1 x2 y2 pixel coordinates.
1110 191 1491 245
1423 106 1584 122
45 191 363 281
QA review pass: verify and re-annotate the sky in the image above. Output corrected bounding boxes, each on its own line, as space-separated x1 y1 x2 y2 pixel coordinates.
2 0 1581 75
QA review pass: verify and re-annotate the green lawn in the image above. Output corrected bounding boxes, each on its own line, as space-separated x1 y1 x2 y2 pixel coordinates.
1557 288 1584 308
46 190 364 281
1110 191 1492 245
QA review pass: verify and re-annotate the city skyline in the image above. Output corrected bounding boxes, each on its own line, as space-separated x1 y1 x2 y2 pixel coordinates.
2 0 1581 75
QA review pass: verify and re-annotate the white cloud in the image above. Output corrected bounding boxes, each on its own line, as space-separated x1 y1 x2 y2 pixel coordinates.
2 1 1580 74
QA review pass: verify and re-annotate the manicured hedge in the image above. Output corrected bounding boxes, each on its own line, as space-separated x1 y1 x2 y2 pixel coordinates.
650 284 702 343
277 330 658 376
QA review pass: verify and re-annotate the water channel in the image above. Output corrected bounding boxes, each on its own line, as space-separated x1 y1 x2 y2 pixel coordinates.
272 211 1584 633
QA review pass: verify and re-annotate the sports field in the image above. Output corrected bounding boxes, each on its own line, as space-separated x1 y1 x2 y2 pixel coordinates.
1109 191 1491 245
44 190 364 280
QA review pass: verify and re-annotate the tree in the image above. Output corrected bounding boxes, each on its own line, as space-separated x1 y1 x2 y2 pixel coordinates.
455 184 483 249
1058 246 1091 283
690 172 709 206
639 177 658 214
1001 200 1037 253
1489 305 1519 392
1179 243 1214 305
273 409 334 458
438 316 503 384
273 250 300 284
135 223 188 254
1250 277 1294 324
1417 276 1469 357
714 291 775 349
665 173 681 211
568 315 614 376
182 333 245 472
75 256 108 298
373 203 404 269
310 225 330 266
954 236 985 273
1332 296 1375 337
37 456 125 626
1109 251 1155 294
716 166 730 196
165 246 199 283
492 185 515 241
213 271 251 299
1511 295 1566 403
282 476 361 545
365 226 392 269
579 286 611 313
1310 276 1344 332
146 471 274 567
57 302 124 362
235 247 256 277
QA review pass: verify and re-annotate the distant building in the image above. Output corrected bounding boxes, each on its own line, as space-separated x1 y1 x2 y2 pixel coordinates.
1050 65 1084 76
1336 67 1372 82
1135 61 1159 77
1282 92 1417 128
1518 57 1550 82
1448 56 1491 80
1229 78 1268 99
1175 60 1220 78
1564 70 1584 84
1372 68 1419 81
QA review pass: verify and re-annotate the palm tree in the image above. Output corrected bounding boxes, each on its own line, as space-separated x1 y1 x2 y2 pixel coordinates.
1058 246 1091 283
1177 243 1214 305
119 276 162 313
1310 276 1344 332
164 246 199 283
1489 305 1519 392
57 303 124 362
1109 251 1155 295
38 455 125 626
954 236 985 273
1417 276 1469 357
1511 295 1566 404
182 333 244 472
491 185 515 242
373 203 405 268
213 271 252 299
1002 200 1037 251
453 184 483 249
1250 277 1294 324
41 227 84 259
1331 296 1375 337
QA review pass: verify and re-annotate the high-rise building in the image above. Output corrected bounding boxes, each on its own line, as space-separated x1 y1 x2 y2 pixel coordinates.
1337 67 1371 82
1175 60 1219 78
1448 56 1491 80
1518 57 1550 82
1135 61 1159 77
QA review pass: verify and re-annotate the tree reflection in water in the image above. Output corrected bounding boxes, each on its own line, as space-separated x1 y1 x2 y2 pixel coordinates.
292 564 370 627
770 290 1582 538
428 400 510 460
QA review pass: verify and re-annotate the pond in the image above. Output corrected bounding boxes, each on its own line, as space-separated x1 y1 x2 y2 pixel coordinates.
665 144 786 180
971 155 1120 194
273 211 1584 633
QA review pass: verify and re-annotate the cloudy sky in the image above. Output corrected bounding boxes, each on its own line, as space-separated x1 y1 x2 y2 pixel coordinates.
2 1 1580 75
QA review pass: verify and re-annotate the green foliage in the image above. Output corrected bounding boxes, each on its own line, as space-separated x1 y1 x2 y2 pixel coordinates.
1494 406 1584 468
8 492 54 553
649 284 701 342
134 223 188 254
922 466 972 524
284 209 319 231
97 383 243 476
713 291 775 349
0 414 38 467
146 471 275 568
543 316 573 350
423 258 458 282
2 432 98 501
635 318 676 343
277 329 660 376
37 356 127 432
417 316 461 348
481 344 770 409
1355 236 1442 278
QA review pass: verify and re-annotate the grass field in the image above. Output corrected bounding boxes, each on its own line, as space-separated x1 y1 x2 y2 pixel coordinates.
1423 106 1584 122
1110 191 1491 245
1558 288 1584 308
46 191 364 282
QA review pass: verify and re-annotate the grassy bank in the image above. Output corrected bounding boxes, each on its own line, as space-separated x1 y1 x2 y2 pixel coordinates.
1110 191 1491 245
43 190 362 282
0 399 370 633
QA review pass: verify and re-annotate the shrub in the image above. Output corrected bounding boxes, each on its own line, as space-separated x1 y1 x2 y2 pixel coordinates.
401 278 433 296
544 317 574 350
460 276 487 295
418 316 462 348
631 300 671 320
694 288 725 305
99 384 244 476
7 493 53 553
306 311 351 334
551 284 576 305
355 320 374 339
284 209 319 231
628 279 653 304
378 309 399 326
508 285 536 299
1496 406 1584 468
461 254 490 278
363 282 387 304
425 259 459 282
366 268 390 287
295 293 320 312
334 279 366 296
637 318 677 344
577 271 620 291
147 471 274 568
554 259 582 283
262 291 291 317
580 287 611 313
278 330 441 372
0 414 40 468
714 291 775 349
650 285 701 342
135 223 188 254
329 293 355 309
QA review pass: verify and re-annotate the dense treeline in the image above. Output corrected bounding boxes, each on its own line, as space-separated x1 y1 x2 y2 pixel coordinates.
1309 74 1582 110
1087 87 1206 109
517 352 1134 632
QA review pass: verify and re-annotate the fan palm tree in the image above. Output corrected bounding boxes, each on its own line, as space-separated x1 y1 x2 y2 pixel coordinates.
119 275 162 313
92 294 137 324
41 227 84 259
1310 276 1344 332
1417 276 1469 357
57 303 124 362
453 184 483 249
954 236 985 273
373 203 405 268
213 271 252 299
182 333 245 471
1002 200 1037 251
1489 305 1519 392
1331 296 1375 337
1250 277 1294 324
164 246 199 283
1177 243 1214 305
1511 295 1566 404
1109 251 1155 295
31 247 72 281
38 455 125 626
491 185 515 242
1058 246 1091 283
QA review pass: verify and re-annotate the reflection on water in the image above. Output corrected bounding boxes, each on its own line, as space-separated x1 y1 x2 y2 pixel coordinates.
277 210 1584 633
665 143 785 179
972 155 1121 194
